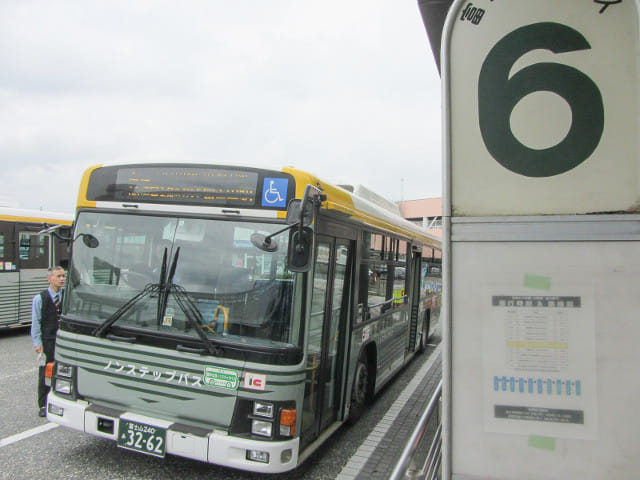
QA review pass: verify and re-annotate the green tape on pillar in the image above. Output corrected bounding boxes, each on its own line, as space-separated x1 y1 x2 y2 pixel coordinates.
524 274 551 291
528 435 556 451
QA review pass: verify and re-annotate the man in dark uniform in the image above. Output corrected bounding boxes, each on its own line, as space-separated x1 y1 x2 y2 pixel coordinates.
30 266 66 417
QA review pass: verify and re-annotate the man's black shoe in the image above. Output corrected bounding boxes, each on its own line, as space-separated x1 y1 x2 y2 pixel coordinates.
39 407 46 417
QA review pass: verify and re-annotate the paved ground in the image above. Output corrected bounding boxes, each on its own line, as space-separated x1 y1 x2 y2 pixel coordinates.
0 325 442 480
337 338 442 480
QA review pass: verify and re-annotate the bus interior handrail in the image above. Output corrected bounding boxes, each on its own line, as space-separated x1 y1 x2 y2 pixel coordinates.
389 379 443 480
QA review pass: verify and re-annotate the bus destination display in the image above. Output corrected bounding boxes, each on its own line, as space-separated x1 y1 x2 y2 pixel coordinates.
85 165 270 207
116 167 257 206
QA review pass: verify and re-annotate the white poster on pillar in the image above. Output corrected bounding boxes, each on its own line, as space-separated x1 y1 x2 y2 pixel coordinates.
482 283 597 440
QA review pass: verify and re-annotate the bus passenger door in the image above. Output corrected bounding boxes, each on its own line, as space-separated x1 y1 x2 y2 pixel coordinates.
408 251 422 351
0 221 19 327
302 236 352 446
17 231 51 324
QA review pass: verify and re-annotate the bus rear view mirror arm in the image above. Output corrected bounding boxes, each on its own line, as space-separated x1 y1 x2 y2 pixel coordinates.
252 184 325 255
38 223 75 243
250 223 292 253
287 185 326 227
39 223 98 248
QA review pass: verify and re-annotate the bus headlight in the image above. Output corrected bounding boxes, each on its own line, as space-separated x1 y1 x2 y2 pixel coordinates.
54 379 72 395
253 401 274 418
231 398 296 440
56 363 74 378
52 362 77 399
251 420 273 437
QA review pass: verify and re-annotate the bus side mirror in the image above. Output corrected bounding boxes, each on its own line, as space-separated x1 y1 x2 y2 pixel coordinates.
78 233 100 249
287 227 313 273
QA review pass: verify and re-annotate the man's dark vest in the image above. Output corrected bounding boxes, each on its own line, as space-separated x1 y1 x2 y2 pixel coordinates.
39 290 62 341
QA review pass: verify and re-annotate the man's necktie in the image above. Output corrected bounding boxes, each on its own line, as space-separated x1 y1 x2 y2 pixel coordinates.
54 294 62 319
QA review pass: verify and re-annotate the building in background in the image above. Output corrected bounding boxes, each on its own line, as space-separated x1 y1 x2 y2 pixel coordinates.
398 198 442 237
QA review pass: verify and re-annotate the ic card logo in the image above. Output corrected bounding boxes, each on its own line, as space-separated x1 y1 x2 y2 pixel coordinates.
243 372 267 391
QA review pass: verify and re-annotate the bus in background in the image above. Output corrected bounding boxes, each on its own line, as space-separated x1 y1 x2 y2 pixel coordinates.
47 163 441 473
0 207 72 329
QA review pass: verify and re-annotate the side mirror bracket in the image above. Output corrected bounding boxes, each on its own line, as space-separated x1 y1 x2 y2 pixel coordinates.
253 183 324 272
38 224 74 244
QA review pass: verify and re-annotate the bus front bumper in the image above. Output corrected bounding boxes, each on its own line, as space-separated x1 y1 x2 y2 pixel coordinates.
46 393 300 474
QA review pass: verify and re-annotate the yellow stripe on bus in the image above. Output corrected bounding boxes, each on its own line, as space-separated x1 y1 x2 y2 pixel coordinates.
0 215 72 225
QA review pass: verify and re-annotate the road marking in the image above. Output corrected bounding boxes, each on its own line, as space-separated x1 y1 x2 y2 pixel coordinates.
0 423 59 448
336 344 442 480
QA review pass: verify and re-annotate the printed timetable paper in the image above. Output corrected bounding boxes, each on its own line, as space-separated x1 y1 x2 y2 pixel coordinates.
482 285 598 440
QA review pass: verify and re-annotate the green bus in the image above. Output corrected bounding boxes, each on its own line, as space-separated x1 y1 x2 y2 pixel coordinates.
47 163 441 473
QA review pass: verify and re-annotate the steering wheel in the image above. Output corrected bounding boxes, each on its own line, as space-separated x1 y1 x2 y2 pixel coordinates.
205 305 229 334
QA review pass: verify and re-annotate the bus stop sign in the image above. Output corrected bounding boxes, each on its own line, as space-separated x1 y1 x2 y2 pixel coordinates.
444 0 639 217
442 1 640 479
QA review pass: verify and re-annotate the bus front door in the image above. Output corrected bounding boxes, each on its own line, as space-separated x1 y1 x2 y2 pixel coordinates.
408 251 422 351
301 236 352 447
17 231 50 324
0 221 19 327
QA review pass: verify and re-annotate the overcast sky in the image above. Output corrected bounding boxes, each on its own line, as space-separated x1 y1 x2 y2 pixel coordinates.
0 1 441 214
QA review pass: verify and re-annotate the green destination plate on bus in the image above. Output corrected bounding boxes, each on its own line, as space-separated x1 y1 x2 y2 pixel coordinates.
118 419 166 458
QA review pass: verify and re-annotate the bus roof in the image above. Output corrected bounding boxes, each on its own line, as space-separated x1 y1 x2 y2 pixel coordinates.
0 207 73 225
282 166 440 247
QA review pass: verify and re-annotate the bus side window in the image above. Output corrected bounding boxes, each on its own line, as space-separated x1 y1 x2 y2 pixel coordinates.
54 235 70 269
18 233 49 269
0 221 16 270
363 261 388 318
18 234 30 261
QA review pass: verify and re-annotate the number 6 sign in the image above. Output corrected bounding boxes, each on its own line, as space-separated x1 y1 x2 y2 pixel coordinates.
444 0 639 216
478 22 604 178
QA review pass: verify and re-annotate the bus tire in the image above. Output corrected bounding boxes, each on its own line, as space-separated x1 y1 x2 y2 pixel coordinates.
418 311 431 353
348 357 370 424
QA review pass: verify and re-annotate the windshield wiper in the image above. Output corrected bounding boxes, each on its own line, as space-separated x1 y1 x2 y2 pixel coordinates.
94 247 173 338
94 246 221 356
170 284 222 356
93 283 159 338
159 248 221 355
157 246 176 327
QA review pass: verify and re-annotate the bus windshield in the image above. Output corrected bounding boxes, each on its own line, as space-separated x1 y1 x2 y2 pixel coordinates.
66 211 298 351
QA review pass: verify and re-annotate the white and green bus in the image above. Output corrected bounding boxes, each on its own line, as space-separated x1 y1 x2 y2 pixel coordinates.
47 163 441 473
0 208 72 329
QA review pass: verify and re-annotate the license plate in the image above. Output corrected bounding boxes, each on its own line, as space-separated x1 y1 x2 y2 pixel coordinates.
117 419 166 458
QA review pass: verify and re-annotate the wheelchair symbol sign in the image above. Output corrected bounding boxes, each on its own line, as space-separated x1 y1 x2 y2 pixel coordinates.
262 178 288 208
